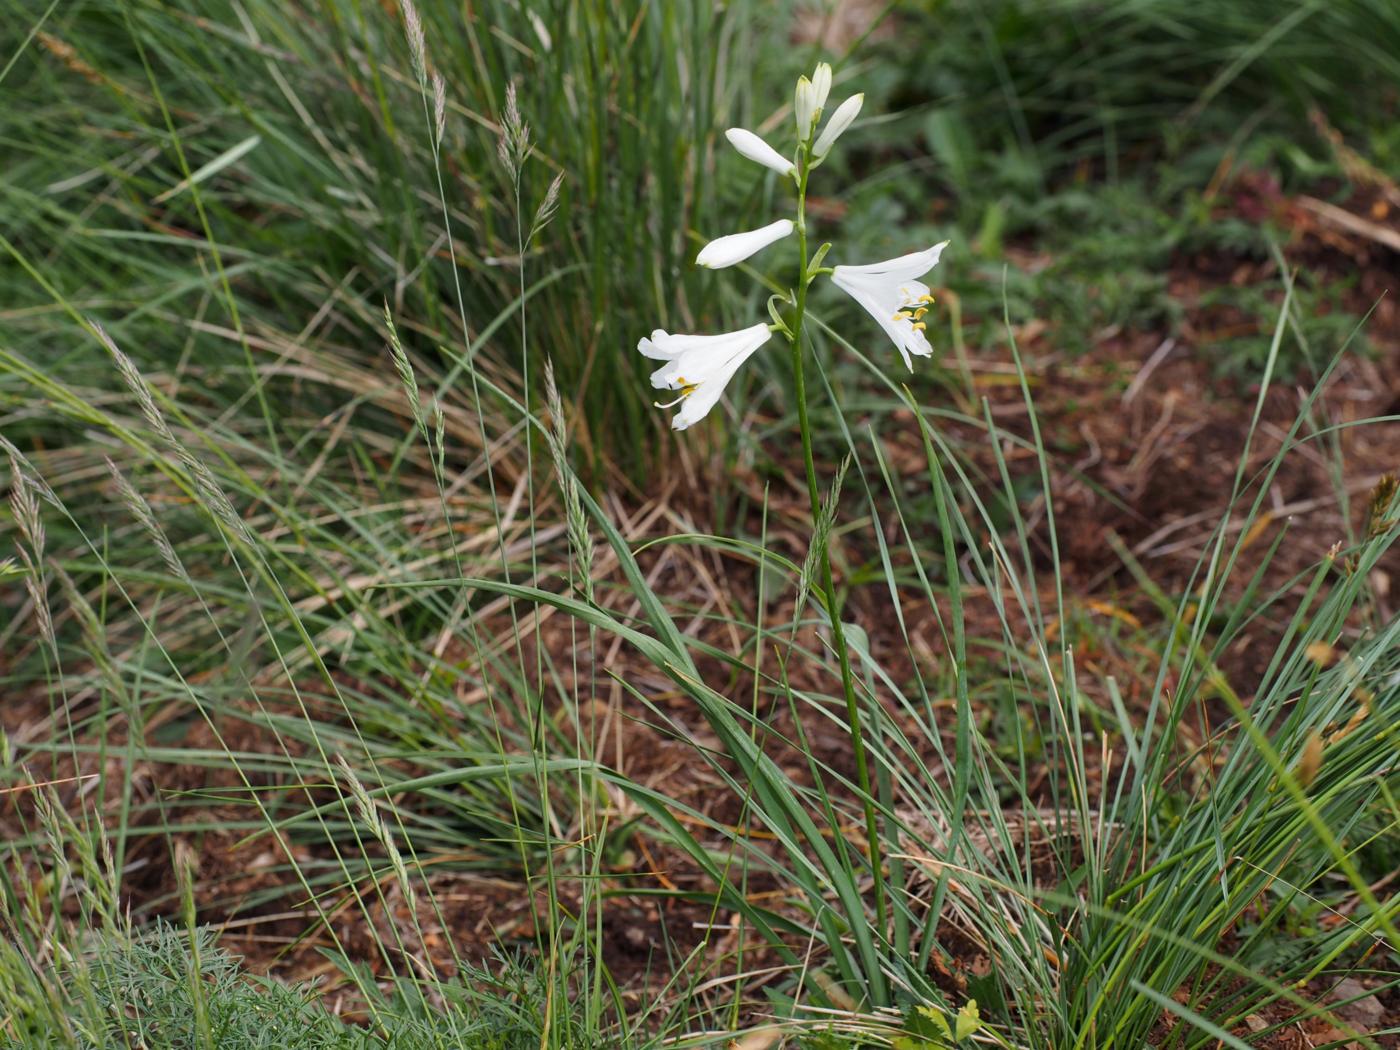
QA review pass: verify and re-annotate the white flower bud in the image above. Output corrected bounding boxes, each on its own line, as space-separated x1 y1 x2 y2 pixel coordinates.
695 219 794 269
813 93 863 158
725 128 795 176
795 76 815 137
810 63 832 120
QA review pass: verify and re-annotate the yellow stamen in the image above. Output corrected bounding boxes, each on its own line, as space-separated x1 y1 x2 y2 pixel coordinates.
912 307 928 319
911 321 926 331
653 382 699 410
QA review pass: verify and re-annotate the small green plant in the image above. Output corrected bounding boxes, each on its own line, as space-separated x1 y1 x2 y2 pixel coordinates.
894 1000 983 1050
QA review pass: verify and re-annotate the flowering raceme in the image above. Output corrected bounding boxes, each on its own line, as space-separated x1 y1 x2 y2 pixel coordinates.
632 59 947 942
636 61 948 427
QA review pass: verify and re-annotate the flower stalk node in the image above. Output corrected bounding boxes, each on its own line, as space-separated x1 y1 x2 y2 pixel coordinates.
766 296 794 337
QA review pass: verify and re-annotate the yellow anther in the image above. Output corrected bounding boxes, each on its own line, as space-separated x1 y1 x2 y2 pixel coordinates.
911 321 926 331
912 307 928 319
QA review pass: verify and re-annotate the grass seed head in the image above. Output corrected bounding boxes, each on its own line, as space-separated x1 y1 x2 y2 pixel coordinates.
401 0 426 83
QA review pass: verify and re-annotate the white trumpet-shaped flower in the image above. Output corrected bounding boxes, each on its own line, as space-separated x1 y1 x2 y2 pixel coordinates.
696 218 794 269
725 128 795 176
813 93 863 158
831 241 949 370
639 322 773 430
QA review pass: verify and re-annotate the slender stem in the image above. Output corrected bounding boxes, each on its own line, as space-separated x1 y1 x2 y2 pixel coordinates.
787 146 888 942
515 174 561 1045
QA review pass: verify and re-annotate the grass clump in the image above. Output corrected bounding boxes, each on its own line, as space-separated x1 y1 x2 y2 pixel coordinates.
3 0 790 471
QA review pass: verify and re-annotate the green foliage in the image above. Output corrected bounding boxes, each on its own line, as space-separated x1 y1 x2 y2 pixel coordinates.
893 1000 982 1049
1 0 785 472
3 3 1399 1050
23 924 382 1050
821 0 1396 381
881 0 1400 198
1196 270 1370 381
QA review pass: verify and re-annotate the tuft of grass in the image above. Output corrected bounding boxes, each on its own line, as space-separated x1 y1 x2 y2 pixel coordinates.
2 0 795 472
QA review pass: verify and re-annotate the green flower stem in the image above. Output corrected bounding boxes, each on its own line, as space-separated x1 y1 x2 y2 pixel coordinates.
788 144 889 943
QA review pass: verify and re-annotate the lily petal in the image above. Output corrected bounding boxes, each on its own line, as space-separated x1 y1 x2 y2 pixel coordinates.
834 241 947 279
672 351 751 429
696 219 794 269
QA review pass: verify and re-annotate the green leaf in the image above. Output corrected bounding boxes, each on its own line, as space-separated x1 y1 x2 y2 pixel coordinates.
900 1003 952 1047
954 999 981 1042
152 134 262 204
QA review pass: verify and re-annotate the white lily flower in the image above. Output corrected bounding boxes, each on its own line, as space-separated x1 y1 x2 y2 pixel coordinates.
696 218 794 269
638 322 773 430
831 241 950 370
813 93 863 158
725 128 795 176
